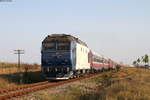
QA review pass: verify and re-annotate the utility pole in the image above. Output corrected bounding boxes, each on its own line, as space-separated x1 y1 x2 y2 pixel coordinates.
14 50 24 68
14 49 24 84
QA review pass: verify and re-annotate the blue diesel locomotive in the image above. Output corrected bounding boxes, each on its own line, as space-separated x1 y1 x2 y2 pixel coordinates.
41 34 117 80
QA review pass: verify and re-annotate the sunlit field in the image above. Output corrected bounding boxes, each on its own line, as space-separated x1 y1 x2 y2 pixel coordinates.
0 63 45 89
1 63 150 100
0 63 40 74
19 67 150 100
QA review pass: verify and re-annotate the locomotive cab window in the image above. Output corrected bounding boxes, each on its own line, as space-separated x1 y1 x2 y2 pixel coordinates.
43 43 56 50
57 42 70 50
42 41 70 51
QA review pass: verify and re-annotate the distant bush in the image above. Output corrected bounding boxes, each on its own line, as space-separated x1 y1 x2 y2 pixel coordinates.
102 73 113 86
116 65 121 71
102 73 113 79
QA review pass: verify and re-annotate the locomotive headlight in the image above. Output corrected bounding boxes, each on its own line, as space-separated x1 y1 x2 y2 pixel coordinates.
67 67 70 72
47 67 49 72
55 68 57 72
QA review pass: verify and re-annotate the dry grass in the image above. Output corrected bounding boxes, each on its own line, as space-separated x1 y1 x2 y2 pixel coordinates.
0 63 40 74
82 68 150 100
1 67 149 100
16 67 150 100
101 68 150 100
0 63 45 89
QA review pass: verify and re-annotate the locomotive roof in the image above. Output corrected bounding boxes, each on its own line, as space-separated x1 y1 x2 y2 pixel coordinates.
42 34 88 47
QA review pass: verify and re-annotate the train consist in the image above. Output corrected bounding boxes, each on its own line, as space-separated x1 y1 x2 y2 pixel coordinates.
41 34 119 80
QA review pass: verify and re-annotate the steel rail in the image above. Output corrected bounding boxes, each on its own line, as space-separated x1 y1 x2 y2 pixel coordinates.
0 71 107 100
0 81 49 94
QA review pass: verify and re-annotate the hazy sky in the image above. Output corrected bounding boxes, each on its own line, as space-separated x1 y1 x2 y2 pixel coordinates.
0 0 150 64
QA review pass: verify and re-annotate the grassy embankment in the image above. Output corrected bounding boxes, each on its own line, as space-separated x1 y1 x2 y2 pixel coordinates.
26 68 150 100
0 63 45 89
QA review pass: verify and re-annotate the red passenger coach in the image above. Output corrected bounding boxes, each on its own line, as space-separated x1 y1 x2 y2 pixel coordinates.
89 52 115 71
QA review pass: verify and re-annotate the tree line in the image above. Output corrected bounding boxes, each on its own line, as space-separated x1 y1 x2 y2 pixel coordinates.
133 54 149 68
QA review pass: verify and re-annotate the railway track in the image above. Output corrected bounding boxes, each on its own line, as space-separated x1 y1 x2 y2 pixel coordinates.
0 71 106 100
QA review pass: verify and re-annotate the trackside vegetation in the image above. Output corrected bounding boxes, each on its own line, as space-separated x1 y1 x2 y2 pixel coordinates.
0 63 45 89
16 67 150 100
133 54 149 68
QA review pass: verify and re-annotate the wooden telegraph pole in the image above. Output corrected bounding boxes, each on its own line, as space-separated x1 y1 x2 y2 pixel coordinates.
14 49 24 84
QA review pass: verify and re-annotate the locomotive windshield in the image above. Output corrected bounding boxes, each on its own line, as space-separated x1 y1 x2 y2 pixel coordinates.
43 43 56 50
57 42 70 50
42 41 70 51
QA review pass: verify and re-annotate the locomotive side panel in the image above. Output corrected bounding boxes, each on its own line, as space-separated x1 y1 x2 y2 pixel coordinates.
70 41 76 71
75 43 90 70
